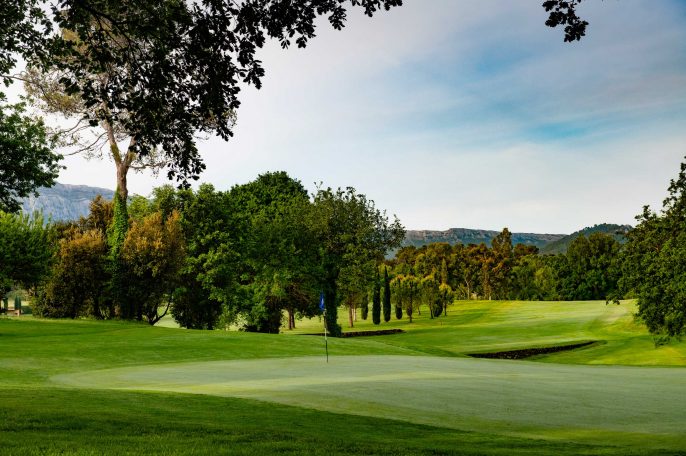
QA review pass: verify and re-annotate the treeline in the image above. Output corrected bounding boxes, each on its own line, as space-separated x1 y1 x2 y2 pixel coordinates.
20 172 403 335
382 228 621 311
4 159 686 341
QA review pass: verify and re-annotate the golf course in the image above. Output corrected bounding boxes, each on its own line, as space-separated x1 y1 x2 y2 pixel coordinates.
2 299 685 455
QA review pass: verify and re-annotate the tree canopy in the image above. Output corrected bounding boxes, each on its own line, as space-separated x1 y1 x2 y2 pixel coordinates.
622 159 686 339
1 0 593 200
0 103 61 212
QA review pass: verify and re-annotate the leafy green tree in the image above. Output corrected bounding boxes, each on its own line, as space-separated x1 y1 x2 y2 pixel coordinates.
420 273 441 318
0 0 51 82
622 160 686 338
310 186 404 336
19 1 403 200
339 259 375 328
372 268 381 325
438 282 453 316
79 195 113 236
0 103 61 212
0 211 55 296
491 228 514 299
360 293 369 320
34 229 107 318
390 273 420 322
171 184 237 330
121 211 185 325
229 172 319 333
557 233 620 300
382 266 392 322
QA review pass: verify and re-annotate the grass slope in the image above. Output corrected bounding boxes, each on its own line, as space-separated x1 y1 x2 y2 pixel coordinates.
291 300 686 365
1 300 685 454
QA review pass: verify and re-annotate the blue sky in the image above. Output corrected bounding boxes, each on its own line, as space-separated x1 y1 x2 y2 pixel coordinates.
53 0 686 233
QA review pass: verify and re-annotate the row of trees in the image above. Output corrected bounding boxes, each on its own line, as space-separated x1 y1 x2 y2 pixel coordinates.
383 228 620 306
4 157 686 341
27 172 404 336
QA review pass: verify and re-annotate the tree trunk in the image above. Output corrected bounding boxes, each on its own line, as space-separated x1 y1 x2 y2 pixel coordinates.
116 160 129 201
348 305 354 328
287 308 294 330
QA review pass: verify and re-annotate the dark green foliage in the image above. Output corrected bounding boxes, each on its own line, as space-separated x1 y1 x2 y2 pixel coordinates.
0 103 61 212
360 294 369 320
395 303 403 320
312 187 405 335
490 228 514 299
555 233 620 301
171 184 235 330
510 255 558 300
0 211 55 294
229 172 319 333
13 295 21 312
622 160 686 338
0 0 50 81
34 229 109 319
372 270 381 325
172 282 222 330
383 266 392 322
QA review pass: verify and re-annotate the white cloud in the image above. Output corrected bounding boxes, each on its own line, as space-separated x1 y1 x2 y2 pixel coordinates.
41 0 686 233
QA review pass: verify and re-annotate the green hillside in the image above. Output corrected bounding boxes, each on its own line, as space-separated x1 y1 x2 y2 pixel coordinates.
539 223 632 255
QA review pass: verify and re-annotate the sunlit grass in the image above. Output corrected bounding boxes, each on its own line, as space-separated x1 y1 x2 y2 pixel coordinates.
1 299 685 454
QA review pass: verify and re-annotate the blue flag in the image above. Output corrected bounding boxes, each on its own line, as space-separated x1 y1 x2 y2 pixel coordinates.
319 292 325 312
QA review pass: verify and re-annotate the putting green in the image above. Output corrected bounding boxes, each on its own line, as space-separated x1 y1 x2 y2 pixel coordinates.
54 355 686 450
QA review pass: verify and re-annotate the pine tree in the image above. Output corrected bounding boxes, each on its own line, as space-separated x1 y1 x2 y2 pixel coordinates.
360 293 369 320
372 269 381 325
383 266 392 322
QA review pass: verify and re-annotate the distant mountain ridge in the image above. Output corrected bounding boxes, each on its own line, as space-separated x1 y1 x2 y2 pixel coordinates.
403 228 566 250
21 183 115 221
22 184 630 254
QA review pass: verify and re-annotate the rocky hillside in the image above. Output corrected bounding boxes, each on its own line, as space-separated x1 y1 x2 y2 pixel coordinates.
403 228 566 250
21 183 115 221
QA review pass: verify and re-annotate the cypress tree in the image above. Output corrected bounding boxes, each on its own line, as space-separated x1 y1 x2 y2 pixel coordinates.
361 293 369 320
383 266 391 322
395 303 402 320
372 269 381 325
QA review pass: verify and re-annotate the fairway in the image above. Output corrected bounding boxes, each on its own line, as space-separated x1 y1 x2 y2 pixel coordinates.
4 301 686 454
54 355 686 450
